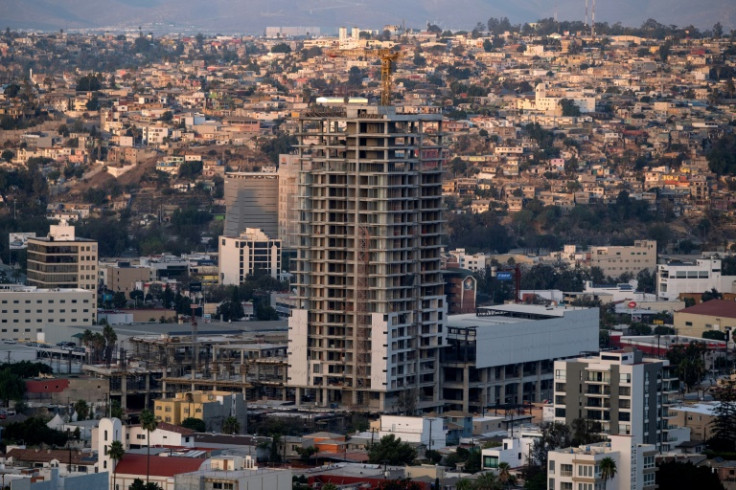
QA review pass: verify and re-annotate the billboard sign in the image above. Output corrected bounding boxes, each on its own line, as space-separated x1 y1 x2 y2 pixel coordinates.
496 271 513 281
9 232 36 250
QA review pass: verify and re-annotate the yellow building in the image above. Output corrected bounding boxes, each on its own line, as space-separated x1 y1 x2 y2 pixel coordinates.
154 390 246 432
673 299 736 338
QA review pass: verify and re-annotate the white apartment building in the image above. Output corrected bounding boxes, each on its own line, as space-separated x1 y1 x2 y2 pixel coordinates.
448 248 488 272
0 286 96 343
553 351 678 450
657 258 736 300
218 228 281 285
547 435 657 490
481 426 542 470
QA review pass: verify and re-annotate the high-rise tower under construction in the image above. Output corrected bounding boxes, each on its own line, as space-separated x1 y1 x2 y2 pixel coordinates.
287 104 446 413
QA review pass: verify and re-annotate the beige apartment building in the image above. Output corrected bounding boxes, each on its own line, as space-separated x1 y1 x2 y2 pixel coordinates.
26 225 98 301
100 262 151 293
590 239 657 278
0 285 95 342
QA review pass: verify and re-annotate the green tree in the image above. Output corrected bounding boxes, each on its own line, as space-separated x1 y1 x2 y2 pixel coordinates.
74 399 89 421
560 98 581 117
710 380 736 451
703 330 727 341
271 43 291 54
222 416 240 434
455 478 474 490
130 289 144 306
0 367 25 406
497 462 515 488
368 434 417 466
107 439 125 490
181 417 206 432
112 291 128 309
667 342 705 392
102 323 118 366
140 409 158 483
129 479 162 490
110 399 124 419
656 461 725 490
599 457 617 490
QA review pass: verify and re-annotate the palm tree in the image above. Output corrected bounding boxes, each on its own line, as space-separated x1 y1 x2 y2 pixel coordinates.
106 439 125 490
599 457 617 490
497 462 515 489
473 471 500 490
455 478 474 490
222 416 240 435
140 409 158 484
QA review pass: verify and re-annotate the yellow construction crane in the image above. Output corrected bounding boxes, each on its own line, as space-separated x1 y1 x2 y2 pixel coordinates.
326 47 403 106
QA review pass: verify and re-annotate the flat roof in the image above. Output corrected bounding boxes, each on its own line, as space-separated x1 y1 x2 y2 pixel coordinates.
448 304 585 328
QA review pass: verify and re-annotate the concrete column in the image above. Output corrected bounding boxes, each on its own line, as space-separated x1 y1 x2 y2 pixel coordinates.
535 362 542 401
120 374 127 411
462 366 470 413
144 372 150 409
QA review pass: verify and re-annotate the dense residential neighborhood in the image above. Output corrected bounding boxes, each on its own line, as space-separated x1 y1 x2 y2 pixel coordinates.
0 17 735 490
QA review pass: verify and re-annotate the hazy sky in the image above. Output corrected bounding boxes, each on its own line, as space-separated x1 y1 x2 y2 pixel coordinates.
2 0 734 33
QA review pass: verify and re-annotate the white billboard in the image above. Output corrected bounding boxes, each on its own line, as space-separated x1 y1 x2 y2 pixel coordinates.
9 232 36 250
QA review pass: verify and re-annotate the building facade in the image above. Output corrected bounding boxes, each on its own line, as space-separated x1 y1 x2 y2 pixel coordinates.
223 172 279 238
553 351 678 450
673 299 736 338
278 153 300 249
0 285 95 342
547 435 657 490
443 304 599 413
218 228 282 285
154 391 247 433
657 258 736 301
288 105 446 413
589 240 657 278
26 225 98 301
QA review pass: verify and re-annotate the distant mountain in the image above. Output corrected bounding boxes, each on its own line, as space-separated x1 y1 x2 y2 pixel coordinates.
2 0 734 33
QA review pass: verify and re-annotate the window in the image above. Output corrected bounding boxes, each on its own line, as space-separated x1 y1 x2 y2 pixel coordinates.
561 483 573 490
549 461 555 474
561 464 573 477
578 465 593 477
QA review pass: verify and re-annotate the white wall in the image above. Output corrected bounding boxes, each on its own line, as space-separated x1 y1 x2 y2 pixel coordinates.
287 309 309 386
472 308 599 369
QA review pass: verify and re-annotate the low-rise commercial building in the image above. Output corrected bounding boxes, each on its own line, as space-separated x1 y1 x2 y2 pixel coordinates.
657 258 736 301
0 285 95 343
443 304 599 413
154 390 247 433
673 299 736 338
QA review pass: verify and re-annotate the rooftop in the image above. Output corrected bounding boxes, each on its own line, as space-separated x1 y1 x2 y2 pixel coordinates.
114 453 206 477
676 299 736 319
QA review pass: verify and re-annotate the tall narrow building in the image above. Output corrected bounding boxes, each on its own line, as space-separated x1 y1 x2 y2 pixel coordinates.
287 105 446 413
